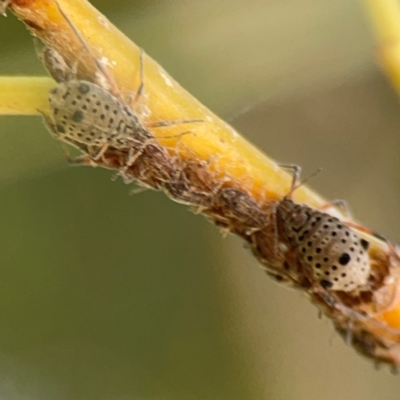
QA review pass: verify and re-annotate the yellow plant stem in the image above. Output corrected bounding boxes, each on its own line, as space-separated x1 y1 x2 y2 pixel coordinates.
7 0 326 208
363 0 400 96
0 76 52 115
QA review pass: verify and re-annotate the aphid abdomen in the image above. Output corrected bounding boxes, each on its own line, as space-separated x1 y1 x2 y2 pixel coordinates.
277 199 371 292
49 80 139 149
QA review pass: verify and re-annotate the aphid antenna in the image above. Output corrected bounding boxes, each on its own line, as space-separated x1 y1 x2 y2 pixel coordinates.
54 0 117 92
279 164 322 198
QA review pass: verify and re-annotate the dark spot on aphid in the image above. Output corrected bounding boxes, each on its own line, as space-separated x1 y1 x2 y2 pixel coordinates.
307 256 313 262
323 257 329 262
325 271 330 276
357 257 360 262
360 239 369 250
307 241 312 247
337 225 342 229
332 265 338 270
328 218 333 222
90 132 95 137
100 114 105 120
109 118 114 124
323 224 329 229
77 133 83 137
92 109 97 113
341 273 347 277
315 263 321 269
334 277 339 282
299 235 304 241
341 239 346 244
78 83 90 94
72 110 84 123
105 105 110 110
320 280 333 289
56 124 65 133
303 230 309 235
85 137 92 142
316 248 321 253
77 95 82 100
72 100 77 106
345 231 350 237
350 247 354 252
113 110 118 115
339 253 350 266
82 104 87 110
331 231 337 237
54 108 59 115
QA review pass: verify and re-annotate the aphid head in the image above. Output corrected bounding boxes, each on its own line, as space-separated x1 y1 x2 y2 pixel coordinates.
276 198 311 236
48 82 71 109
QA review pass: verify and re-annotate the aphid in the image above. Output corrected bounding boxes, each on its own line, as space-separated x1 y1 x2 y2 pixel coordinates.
40 1 201 166
275 165 371 292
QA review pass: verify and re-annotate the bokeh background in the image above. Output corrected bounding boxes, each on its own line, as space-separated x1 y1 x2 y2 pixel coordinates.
1 0 400 399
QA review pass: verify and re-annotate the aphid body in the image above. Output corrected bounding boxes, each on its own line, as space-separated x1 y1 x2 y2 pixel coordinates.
40 1 200 163
276 167 371 292
47 79 149 157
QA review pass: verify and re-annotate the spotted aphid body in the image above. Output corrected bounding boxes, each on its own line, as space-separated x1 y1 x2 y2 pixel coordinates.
276 197 371 292
46 80 150 156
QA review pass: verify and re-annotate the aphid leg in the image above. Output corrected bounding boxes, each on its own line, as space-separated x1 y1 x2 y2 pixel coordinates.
54 0 119 95
278 163 302 196
90 144 109 161
130 48 145 108
146 119 204 128
0 0 11 16
38 110 56 133
270 203 280 256
61 144 97 167
319 198 353 219
279 164 322 197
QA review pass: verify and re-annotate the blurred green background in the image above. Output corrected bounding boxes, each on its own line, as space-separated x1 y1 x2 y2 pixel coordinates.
1 0 400 399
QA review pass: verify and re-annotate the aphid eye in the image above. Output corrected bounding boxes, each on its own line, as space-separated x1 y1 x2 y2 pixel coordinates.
320 280 333 289
360 239 369 250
